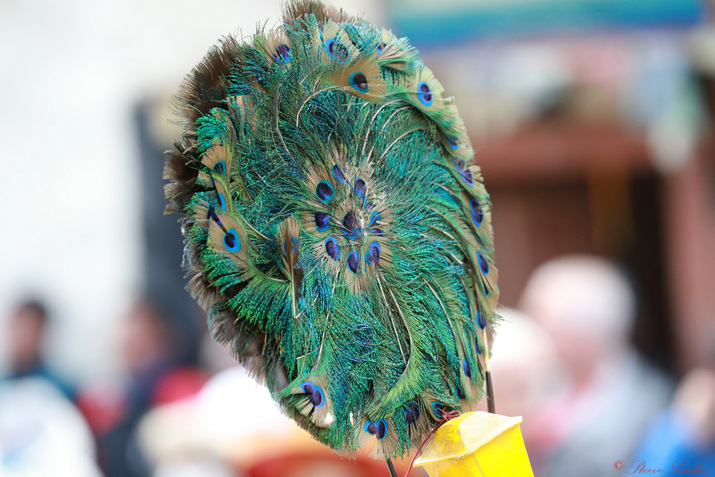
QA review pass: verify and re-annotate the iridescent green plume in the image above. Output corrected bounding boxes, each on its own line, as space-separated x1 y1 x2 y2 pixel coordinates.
165 0 499 459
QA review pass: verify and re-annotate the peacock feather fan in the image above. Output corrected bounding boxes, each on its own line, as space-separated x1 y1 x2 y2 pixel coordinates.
164 0 499 459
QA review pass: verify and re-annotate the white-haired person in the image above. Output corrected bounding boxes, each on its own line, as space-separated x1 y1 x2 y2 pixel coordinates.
519 255 673 477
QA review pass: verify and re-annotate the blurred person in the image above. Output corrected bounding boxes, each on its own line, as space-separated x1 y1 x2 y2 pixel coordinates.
97 297 208 477
0 377 102 477
519 255 672 477
2 298 74 400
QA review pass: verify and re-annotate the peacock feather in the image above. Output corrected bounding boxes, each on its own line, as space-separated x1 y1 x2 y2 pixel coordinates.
164 0 499 459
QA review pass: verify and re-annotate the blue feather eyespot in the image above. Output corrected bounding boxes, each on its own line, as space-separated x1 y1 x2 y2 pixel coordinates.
347 251 360 273
475 339 483 355
405 402 420 425
332 165 345 183
376 41 387 52
482 280 491 297
217 192 227 210
324 237 341 261
455 159 474 186
418 81 433 107
365 202 375 211
223 228 241 252
301 381 325 408
354 178 366 199
291 236 298 255
349 72 369 93
477 251 489 275
208 206 222 225
314 213 331 233
477 310 487 330
366 242 381 266
341 211 363 241
447 136 459 150
463 358 472 378
316 181 334 203
470 198 483 227
212 160 226 176
273 44 291 63
325 39 349 63
364 419 388 440
371 228 384 237
431 401 445 419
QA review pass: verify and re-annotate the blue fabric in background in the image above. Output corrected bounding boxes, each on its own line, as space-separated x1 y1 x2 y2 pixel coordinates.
634 408 715 474
389 0 705 46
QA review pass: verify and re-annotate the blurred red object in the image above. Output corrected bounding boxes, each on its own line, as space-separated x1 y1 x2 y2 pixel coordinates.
246 451 391 477
152 367 209 407
75 386 124 435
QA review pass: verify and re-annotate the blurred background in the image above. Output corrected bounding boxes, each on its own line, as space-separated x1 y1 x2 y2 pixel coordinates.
1 0 714 475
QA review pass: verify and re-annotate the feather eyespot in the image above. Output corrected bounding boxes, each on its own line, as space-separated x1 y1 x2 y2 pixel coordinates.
217 192 227 210
212 160 226 176
349 72 369 93
332 165 345 183
477 251 489 275
405 402 420 425
324 237 341 261
347 251 359 273
418 81 433 107
354 178 366 199
447 136 460 150
470 198 483 227
456 159 474 186
431 401 445 419
315 213 331 233
463 358 472 378
376 41 387 52
481 275 491 297
341 211 362 240
371 228 384 237
273 44 291 63
475 339 483 355
477 310 487 330
364 419 388 440
208 206 221 225
291 236 298 255
366 242 381 266
223 228 241 252
301 382 325 408
316 181 334 203
325 39 349 63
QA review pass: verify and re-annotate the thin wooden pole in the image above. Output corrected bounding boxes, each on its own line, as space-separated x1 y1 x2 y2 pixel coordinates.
486 369 495 414
483 325 496 414
386 457 399 477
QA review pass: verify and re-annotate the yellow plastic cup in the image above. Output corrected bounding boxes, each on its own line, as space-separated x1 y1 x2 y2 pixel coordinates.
413 411 533 476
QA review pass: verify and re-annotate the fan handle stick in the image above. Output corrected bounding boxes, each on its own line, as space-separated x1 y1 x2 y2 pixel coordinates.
386 457 399 477
484 329 496 414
